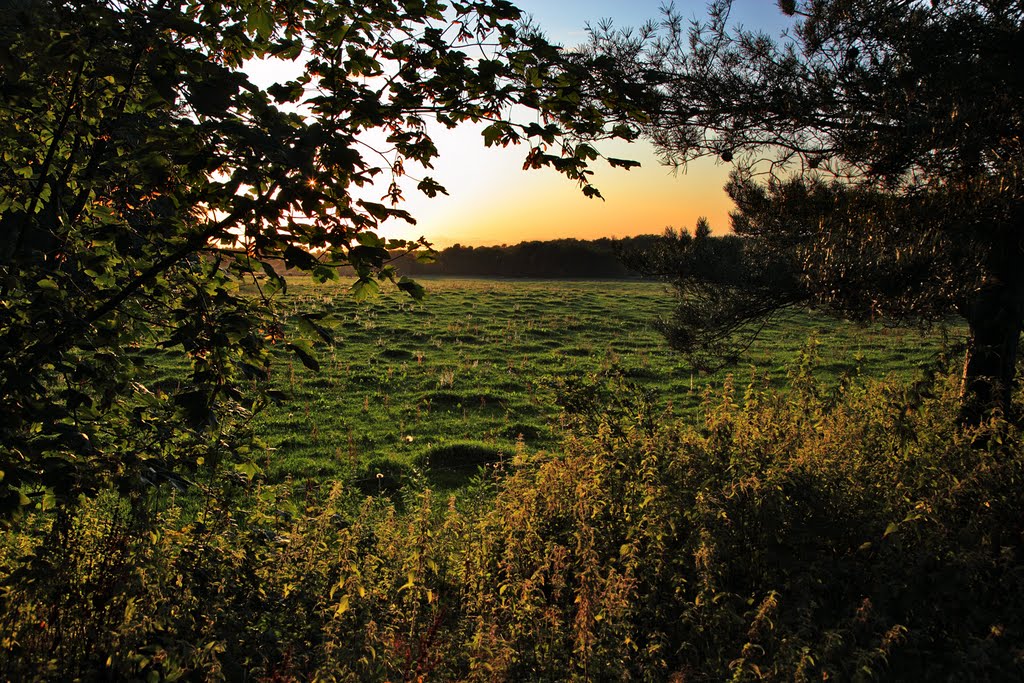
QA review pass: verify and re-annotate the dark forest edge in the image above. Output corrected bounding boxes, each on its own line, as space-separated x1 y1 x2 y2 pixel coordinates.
262 235 666 280
396 235 663 279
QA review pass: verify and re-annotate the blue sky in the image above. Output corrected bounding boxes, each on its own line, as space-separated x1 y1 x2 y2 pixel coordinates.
514 0 791 46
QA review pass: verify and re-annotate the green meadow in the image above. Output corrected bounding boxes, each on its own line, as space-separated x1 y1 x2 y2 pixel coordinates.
147 277 963 491
17 277 1020 682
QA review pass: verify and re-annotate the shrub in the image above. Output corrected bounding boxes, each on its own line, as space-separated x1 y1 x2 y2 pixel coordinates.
2 363 1021 680
458 366 1024 680
0 483 471 681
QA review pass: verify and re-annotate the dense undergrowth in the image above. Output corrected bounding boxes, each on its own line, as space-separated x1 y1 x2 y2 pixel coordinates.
2 357 1022 681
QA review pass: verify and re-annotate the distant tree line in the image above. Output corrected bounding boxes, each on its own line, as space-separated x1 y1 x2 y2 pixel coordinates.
392 235 664 278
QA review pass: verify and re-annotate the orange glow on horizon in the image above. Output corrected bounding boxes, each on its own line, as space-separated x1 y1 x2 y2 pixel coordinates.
244 59 737 251
374 125 737 249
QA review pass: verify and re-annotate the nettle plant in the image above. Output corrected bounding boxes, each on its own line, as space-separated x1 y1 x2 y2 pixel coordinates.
0 0 643 518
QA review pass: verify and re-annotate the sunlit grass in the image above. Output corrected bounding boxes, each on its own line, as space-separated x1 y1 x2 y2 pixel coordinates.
154 277 964 488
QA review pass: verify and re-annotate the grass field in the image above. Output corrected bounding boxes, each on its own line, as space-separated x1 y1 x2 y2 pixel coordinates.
144 277 963 490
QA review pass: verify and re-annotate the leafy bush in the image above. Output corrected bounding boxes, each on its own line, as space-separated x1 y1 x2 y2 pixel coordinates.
2 362 1021 680
0 483 470 681
460 364 1024 680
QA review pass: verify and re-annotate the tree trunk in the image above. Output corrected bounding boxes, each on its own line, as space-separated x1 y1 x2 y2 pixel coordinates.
960 274 1024 423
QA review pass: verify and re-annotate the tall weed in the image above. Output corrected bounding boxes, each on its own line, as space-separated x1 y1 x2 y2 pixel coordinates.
1 360 1021 680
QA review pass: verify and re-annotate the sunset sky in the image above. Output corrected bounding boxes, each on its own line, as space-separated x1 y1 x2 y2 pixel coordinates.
375 0 796 248
252 1 792 247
